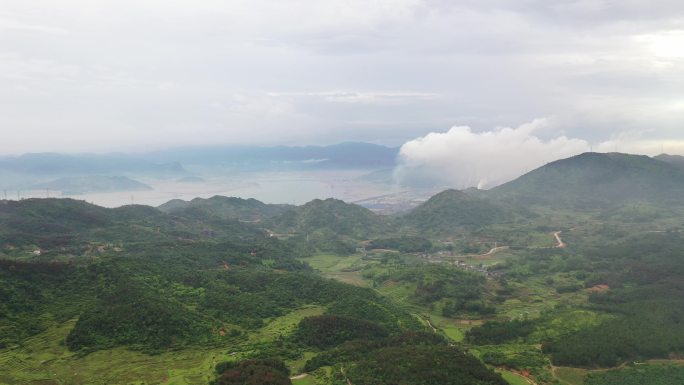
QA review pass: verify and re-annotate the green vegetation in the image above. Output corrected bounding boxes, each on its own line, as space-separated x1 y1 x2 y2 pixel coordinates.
585 365 684 385
295 315 388 349
347 345 507 385
368 236 432 252
488 152 684 208
158 195 292 222
499 371 530 385
5 152 684 384
538 234 684 367
302 331 505 385
214 358 292 385
400 189 519 235
371 265 494 317
466 320 535 345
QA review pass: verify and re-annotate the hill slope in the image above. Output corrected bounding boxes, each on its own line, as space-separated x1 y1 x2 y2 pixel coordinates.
0 198 262 249
269 198 389 238
401 189 517 234
654 153 684 169
158 195 292 222
487 152 684 208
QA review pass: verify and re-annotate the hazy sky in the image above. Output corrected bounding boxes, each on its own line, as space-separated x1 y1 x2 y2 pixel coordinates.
1 0 684 155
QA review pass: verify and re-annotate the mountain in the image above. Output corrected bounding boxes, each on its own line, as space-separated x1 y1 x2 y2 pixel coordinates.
0 153 187 177
32 175 152 195
142 142 399 170
0 198 262 250
158 195 292 222
268 198 388 238
654 153 684 169
401 189 516 234
487 152 684 208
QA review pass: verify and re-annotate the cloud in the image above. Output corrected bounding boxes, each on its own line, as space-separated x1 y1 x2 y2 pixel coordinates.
267 91 439 104
394 119 590 189
1 1 684 154
0 17 69 34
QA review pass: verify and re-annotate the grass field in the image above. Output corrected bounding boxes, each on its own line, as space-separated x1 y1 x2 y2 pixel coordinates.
249 305 325 343
299 254 371 287
0 319 227 385
552 361 684 385
554 367 588 385
426 313 478 342
0 305 326 385
499 370 530 385
300 254 361 271
291 374 317 385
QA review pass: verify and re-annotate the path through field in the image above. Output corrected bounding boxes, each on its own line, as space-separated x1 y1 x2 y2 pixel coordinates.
424 317 437 333
553 231 566 248
290 373 310 380
476 245 510 258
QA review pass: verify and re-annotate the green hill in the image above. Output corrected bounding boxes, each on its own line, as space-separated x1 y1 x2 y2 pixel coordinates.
400 189 516 234
158 195 292 222
269 198 389 238
0 198 262 250
487 152 684 208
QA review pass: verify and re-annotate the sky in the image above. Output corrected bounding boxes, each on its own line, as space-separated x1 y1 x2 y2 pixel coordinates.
1 0 684 157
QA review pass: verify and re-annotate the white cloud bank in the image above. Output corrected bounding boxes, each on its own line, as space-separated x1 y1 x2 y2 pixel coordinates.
394 119 591 189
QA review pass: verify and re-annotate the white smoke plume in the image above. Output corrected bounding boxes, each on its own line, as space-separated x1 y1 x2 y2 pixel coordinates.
394 119 590 189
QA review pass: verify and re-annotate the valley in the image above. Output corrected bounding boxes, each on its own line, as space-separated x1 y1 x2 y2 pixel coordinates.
2 152 684 385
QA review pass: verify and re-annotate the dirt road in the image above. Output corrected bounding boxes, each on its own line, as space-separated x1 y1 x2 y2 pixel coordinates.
553 231 566 248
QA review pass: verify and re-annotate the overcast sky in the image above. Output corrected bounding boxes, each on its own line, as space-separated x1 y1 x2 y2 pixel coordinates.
1 0 683 156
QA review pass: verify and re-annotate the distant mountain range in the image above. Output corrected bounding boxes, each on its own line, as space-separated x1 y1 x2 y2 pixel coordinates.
5 151 684 251
33 176 152 195
4 146 684 212
141 142 399 169
0 142 399 191
0 153 186 177
1 143 397 179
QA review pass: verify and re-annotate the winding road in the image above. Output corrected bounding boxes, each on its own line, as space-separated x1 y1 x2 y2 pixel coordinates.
553 231 566 248
476 245 510 258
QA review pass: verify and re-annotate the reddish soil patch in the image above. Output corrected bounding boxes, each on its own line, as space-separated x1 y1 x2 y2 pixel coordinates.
587 284 610 293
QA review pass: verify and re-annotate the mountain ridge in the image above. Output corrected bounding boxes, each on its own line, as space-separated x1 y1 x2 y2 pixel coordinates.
486 152 684 208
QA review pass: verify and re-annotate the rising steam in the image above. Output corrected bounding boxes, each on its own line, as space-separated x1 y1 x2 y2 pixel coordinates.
393 119 590 189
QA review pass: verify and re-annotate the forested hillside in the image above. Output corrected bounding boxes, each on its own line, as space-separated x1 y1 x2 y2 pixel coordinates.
3 152 684 385
488 152 684 208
